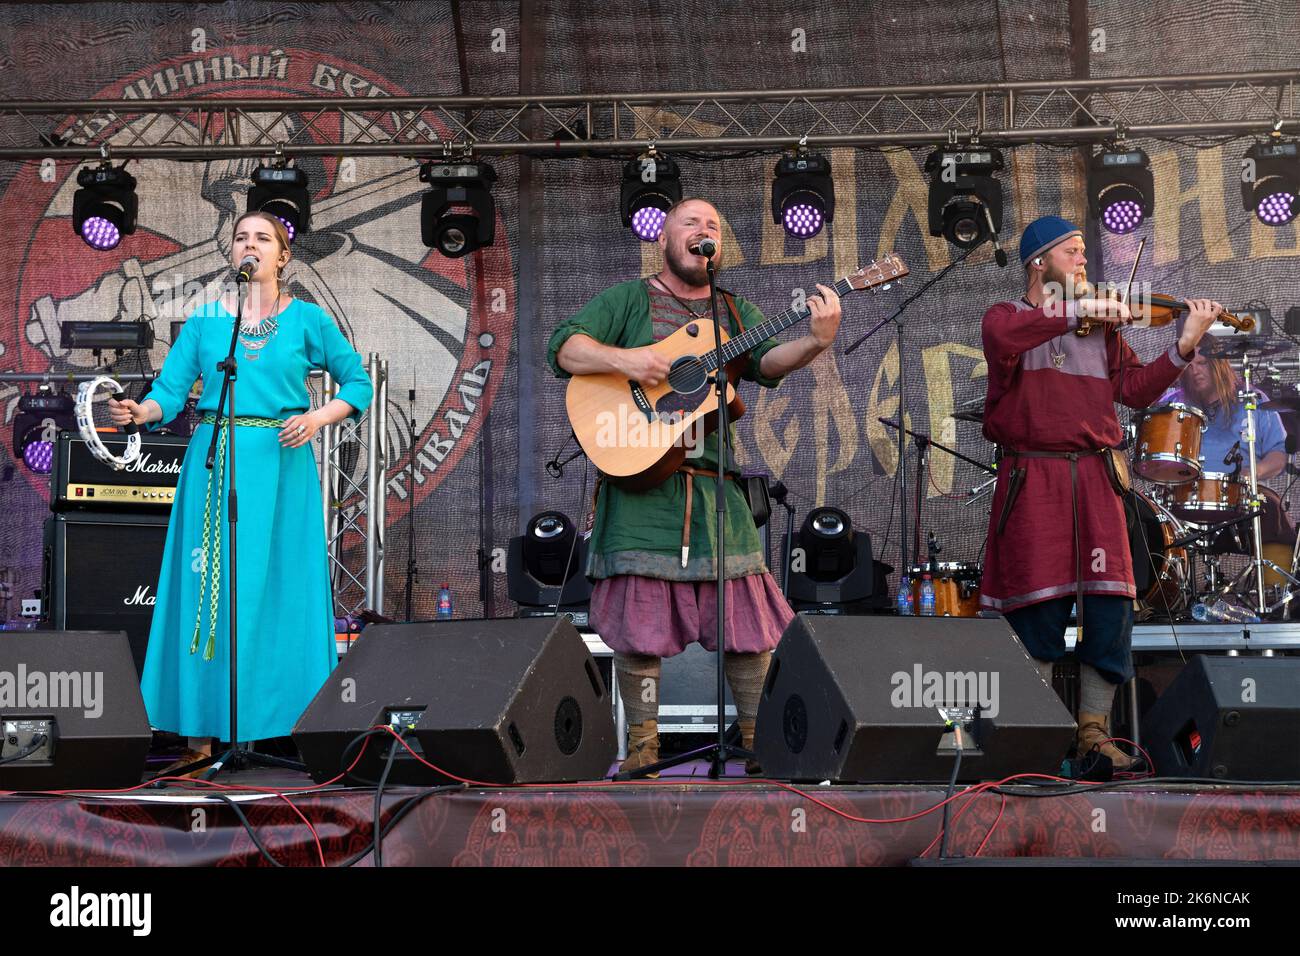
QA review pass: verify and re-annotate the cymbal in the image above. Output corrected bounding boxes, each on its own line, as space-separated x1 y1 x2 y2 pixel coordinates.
1197 336 1293 359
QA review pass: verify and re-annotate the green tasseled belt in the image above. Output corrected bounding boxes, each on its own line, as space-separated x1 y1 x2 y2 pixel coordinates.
191 414 286 660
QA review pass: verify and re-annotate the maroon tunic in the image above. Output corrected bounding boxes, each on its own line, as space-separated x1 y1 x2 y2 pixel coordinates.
979 299 1190 613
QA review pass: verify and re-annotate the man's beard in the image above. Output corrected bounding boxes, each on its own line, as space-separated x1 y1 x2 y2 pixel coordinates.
665 245 710 288
1044 264 1087 298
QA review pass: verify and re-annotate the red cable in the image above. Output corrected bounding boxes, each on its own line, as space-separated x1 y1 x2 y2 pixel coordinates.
975 792 1007 857
0 732 386 867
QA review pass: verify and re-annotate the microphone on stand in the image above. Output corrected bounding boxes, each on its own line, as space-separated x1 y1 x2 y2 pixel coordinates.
982 205 1007 268
688 238 718 258
235 255 259 283
1224 440 1242 467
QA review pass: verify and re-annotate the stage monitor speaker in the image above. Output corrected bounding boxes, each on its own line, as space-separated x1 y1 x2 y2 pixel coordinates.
293 617 615 786
1142 655 1300 780
44 511 170 678
754 614 1075 782
0 630 151 790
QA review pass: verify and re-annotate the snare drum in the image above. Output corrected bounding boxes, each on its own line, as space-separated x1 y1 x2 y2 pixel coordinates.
1165 471 1247 522
1133 403 1205 483
909 562 982 617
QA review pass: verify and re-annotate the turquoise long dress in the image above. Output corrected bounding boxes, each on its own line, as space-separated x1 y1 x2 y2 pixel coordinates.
139 298 373 741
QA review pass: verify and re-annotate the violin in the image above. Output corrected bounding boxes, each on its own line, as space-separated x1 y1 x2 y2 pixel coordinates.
1075 290 1255 337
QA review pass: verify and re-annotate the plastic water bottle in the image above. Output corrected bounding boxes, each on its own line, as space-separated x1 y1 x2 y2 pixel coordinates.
897 577 914 616
919 574 936 617
436 583 454 620
1191 599 1259 624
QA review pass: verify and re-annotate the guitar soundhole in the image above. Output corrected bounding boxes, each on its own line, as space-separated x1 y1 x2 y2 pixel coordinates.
666 356 708 394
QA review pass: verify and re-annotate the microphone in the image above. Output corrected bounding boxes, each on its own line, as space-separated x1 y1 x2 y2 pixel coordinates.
236 255 259 283
688 238 717 258
982 205 1007 267
1224 440 1242 466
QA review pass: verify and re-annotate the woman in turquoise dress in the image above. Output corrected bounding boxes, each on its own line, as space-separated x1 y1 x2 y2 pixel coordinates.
110 211 373 744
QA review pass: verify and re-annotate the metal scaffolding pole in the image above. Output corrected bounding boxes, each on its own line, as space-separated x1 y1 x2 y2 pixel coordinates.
0 70 1294 158
319 355 386 619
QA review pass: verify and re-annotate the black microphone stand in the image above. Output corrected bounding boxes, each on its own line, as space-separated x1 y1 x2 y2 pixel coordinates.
618 253 753 780
156 272 304 782
843 242 982 580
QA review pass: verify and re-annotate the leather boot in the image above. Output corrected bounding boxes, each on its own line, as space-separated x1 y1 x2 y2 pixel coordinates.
739 718 762 775
620 719 660 777
1077 711 1138 771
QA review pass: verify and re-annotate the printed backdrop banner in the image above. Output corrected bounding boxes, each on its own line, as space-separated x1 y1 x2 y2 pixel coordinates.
0 2 1296 619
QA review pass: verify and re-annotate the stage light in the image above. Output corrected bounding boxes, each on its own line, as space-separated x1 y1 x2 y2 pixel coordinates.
1241 141 1299 226
785 505 884 613
248 164 311 240
420 159 497 258
1089 147 1154 235
924 147 1004 250
620 152 682 241
523 511 581 585
12 388 75 474
507 510 592 622
771 151 834 239
72 164 137 250
799 507 856 582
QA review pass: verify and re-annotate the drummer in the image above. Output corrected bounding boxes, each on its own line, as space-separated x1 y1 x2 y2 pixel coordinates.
1157 352 1288 480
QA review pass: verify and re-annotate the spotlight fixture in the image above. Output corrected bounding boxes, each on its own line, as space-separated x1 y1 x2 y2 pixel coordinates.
71 163 137 250
785 506 882 613
12 388 75 475
1241 141 1299 226
771 151 835 239
619 152 682 241
419 159 498 258
1090 147 1154 235
506 510 592 622
924 147 1004 250
248 164 311 241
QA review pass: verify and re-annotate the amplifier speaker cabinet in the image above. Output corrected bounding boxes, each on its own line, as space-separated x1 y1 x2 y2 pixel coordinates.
43 511 170 678
0 630 151 790
52 429 186 511
755 615 1076 782
294 617 615 786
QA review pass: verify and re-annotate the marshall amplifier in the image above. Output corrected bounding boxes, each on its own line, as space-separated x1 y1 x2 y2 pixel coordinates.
43 511 170 678
52 429 187 511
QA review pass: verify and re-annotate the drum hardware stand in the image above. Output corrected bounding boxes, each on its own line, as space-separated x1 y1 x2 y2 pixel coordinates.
770 480 796 598
1239 356 1269 616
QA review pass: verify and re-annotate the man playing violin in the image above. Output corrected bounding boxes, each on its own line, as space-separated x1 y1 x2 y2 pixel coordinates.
979 215 1219 772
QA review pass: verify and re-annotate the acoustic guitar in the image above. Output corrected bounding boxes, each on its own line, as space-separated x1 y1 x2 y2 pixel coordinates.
565 253 909 490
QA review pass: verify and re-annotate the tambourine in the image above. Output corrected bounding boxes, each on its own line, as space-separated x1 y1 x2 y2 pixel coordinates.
75 376 141 471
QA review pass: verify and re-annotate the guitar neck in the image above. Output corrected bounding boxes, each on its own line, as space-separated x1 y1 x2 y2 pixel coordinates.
711 276 855 369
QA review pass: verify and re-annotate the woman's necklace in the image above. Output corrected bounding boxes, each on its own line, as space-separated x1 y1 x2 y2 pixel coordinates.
238 289 282 360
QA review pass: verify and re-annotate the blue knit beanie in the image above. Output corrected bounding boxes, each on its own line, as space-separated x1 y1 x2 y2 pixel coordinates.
1019 216 1083 265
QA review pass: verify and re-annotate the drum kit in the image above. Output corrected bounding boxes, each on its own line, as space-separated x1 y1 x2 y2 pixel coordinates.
933 334 1300 621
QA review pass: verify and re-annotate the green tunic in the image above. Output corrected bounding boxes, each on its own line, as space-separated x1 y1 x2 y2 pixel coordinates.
547 278 784 581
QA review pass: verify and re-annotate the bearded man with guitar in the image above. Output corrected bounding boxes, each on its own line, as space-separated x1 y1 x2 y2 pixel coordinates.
547 197 846 774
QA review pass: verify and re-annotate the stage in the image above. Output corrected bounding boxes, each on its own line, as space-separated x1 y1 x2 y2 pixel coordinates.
3 762 1300 867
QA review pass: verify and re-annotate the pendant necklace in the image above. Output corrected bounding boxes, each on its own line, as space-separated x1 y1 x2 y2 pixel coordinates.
1026 296 1067 368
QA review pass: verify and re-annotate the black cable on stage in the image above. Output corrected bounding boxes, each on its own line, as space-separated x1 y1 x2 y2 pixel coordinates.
937 742 964 860
0 735 47 766
372 734 402 869
549 457 590 618
199 790 288 868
